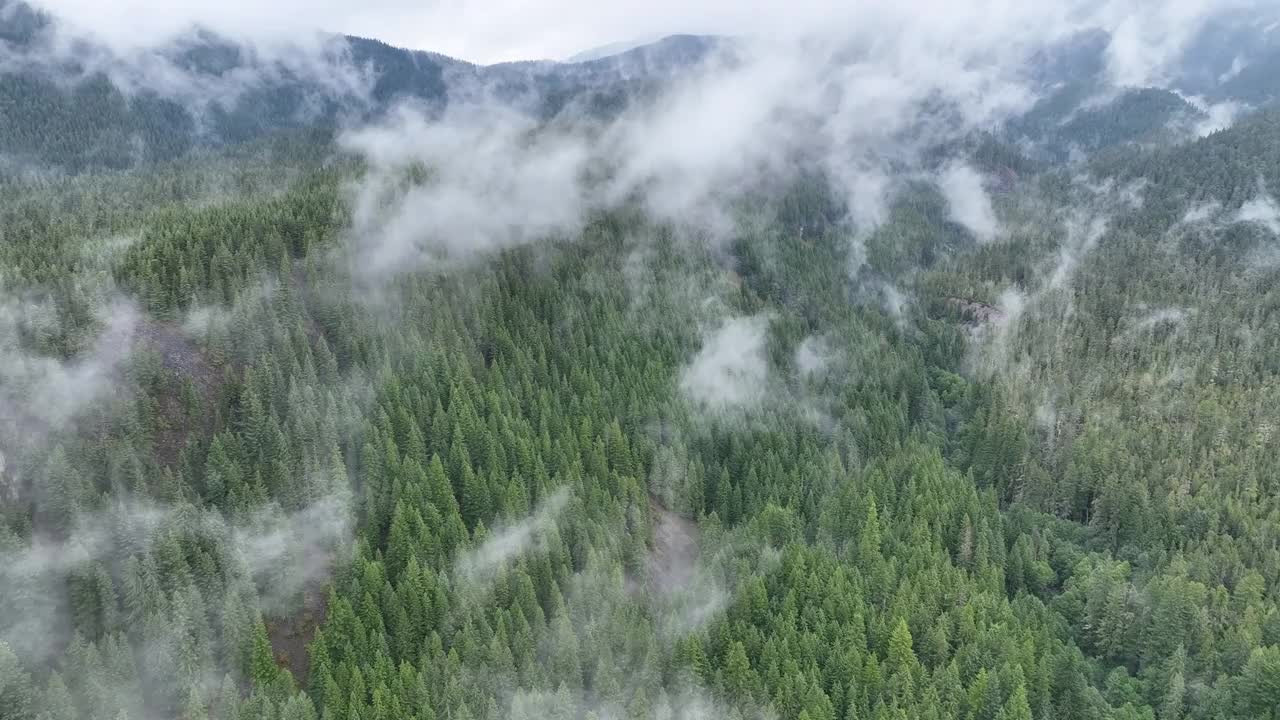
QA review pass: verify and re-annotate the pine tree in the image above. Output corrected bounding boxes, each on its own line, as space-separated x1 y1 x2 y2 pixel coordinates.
722 641 755 700
36 673 75 720
0 641 35 720
859 497 882 562
997 683 1033 720
249 619 282 690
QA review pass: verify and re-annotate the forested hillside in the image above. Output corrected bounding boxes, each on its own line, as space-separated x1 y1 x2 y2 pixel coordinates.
0 0 715 175
2 3 1280 720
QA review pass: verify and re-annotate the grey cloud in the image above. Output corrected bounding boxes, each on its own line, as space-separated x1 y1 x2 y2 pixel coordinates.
0 497 168 663
1193 100 1245 136
1101 0 1261 88
509 678 775 720
1218 54 1247 82
335 21 1048 284
879 283 912 327
1173 91 1248 136
969 203 1111 377
298 1 1279 298
228 487 355 613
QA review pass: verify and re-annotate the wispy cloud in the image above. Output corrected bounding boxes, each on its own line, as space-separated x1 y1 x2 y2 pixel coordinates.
453 488 571 588
679 315 771 414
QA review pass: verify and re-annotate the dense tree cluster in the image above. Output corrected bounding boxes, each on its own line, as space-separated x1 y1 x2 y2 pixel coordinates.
1 56 1279 720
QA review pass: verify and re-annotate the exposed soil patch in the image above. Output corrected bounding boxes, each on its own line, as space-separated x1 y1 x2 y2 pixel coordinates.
134 317 224 467
647 495 700 596
266 581 329 686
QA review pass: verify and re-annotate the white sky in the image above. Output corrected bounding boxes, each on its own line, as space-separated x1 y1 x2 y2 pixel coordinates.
27 0 1266 68
30 0 770 62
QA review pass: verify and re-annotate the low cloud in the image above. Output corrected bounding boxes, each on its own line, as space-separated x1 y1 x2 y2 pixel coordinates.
1049 213 1108 290
3 3 373 152
1234 194 1280 235
1182 200 1221 224
679 315 770 414
969 287 1028 376
453 488 571 588
1128 306 1191 332
1218 54 1248 82
0 487 353 663
940 162 999 242
794 335 832 377
508 680 774 720
0 293 138 460
229 487 354 612
311 1 1280 304
16 0 1268 78
1101 0 1261 88
1193 99 1246 136
1171 90 1248 137
340 106 592 284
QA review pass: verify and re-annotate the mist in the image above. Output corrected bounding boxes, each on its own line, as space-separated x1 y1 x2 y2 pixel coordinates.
228 486 354 612
1049 212 1109 290
320 1 1279 283
9 0 368 93
1234 193 1280 235
940 162 1000 242
339 106 593 282
0 292 138 462
679 315 770 414
453 488 571 589
5 2 1280 719
794 336 832 377
0 485 352 664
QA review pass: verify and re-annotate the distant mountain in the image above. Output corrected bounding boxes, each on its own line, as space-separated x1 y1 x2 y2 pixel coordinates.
0 3 721 174
1173 11 1280 101
1023 18 1280 106
2 0 1277 178
566 34 722 74
1003 16 1280 161
0 0 44 45
1007 85 1202 162
567 36 667 63
1024 28 1111 90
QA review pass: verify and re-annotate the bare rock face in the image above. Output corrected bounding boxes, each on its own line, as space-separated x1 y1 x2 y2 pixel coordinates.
946 296 1006 324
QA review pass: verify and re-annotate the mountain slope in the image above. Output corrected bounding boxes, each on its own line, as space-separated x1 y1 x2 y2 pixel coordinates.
0 3 720 174
3 7 1280 720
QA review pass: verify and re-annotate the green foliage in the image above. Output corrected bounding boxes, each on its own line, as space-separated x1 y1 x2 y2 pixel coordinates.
3 95 1280 720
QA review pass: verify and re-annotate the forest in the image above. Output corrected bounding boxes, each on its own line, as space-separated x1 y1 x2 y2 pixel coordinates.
1 2 1280 720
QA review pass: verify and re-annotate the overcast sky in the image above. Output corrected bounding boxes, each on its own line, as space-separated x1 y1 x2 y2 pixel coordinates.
29 0 771 62
26 0 1265 68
